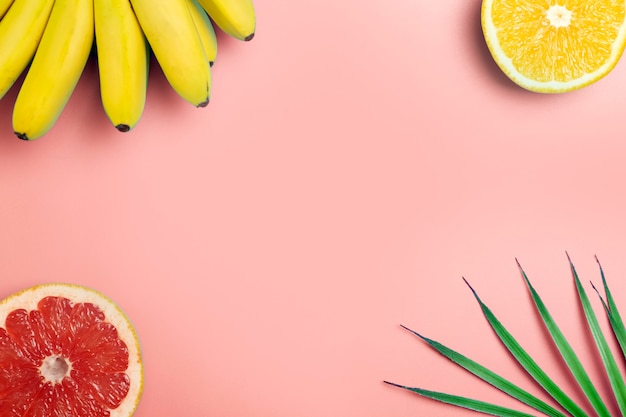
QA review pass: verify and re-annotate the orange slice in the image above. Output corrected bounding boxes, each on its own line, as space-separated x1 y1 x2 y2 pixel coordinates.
0 283 143 417
482 0 626 93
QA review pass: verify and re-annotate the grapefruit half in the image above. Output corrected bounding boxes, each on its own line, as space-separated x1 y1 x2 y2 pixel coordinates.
0 283 143 417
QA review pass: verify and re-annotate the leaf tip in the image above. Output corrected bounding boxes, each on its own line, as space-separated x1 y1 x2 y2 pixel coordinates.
400 324 415 333
566 252 581 279
461 276 471 288
383 380 405 389
400 324 432 343
462 277 479 296
594 255 607 279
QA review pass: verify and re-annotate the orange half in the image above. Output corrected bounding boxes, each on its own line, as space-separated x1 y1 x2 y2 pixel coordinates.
482 0 626 93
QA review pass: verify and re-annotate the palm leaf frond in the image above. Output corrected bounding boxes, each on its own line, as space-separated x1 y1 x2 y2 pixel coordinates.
383 381 537 417
568 255 626 415
517 260 611 417
398 325 567 417
464 277 587 417
594 256 626 359
387 256 626 417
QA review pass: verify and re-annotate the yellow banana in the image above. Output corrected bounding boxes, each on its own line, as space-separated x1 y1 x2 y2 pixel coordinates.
196 0 255 41
187 0 217 66
95 0 148 132
0 0 55 99
131 0 211 107
0 0 14 19
12 0 94 140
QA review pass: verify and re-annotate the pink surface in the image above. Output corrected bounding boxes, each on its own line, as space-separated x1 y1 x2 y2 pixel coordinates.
1 0 626 416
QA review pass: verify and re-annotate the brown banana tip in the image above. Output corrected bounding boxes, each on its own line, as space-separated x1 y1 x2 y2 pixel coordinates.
244 33 255 41
115 124 131 132
209 61 214 67
197 99 210 108
14 132 29 140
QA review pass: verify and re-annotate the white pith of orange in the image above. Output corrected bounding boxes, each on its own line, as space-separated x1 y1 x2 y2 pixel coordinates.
482 0 626 93
0 283 144 417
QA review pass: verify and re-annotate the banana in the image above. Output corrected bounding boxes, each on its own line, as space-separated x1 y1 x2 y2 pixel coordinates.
131 0 211 107
12 0 94 140
94 0 148 132
0 0 55 100
196 0 255 41
187 0 218 66
0 0 14 19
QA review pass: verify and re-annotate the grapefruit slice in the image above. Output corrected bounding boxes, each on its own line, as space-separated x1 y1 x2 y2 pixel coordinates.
0 283 143 417
482 0 626 93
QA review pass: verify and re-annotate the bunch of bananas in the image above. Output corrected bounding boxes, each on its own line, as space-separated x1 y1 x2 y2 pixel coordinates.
0 0 255 140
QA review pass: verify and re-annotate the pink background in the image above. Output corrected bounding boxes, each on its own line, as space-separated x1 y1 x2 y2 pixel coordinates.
2 0 626 415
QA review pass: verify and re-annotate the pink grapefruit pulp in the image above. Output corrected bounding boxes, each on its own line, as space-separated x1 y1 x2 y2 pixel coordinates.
0 283 143 417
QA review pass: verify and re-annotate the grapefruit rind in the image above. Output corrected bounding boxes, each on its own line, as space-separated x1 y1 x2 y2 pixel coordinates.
481 0 626 93
0 283 144 417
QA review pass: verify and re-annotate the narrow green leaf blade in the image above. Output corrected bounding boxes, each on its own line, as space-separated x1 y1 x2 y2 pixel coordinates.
464 278 588 417
569 257 626 415
401 325 567 417
596 256 626 358
384 381 537 417
517 261 611 417
591 280 626 362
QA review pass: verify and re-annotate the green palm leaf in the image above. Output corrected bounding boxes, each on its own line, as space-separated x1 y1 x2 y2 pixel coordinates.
593 256 626 359
387 256 626 416
568 255 626 415
383 381 537 417
397 325 567 417
517 260 611 417
463 278 587 417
